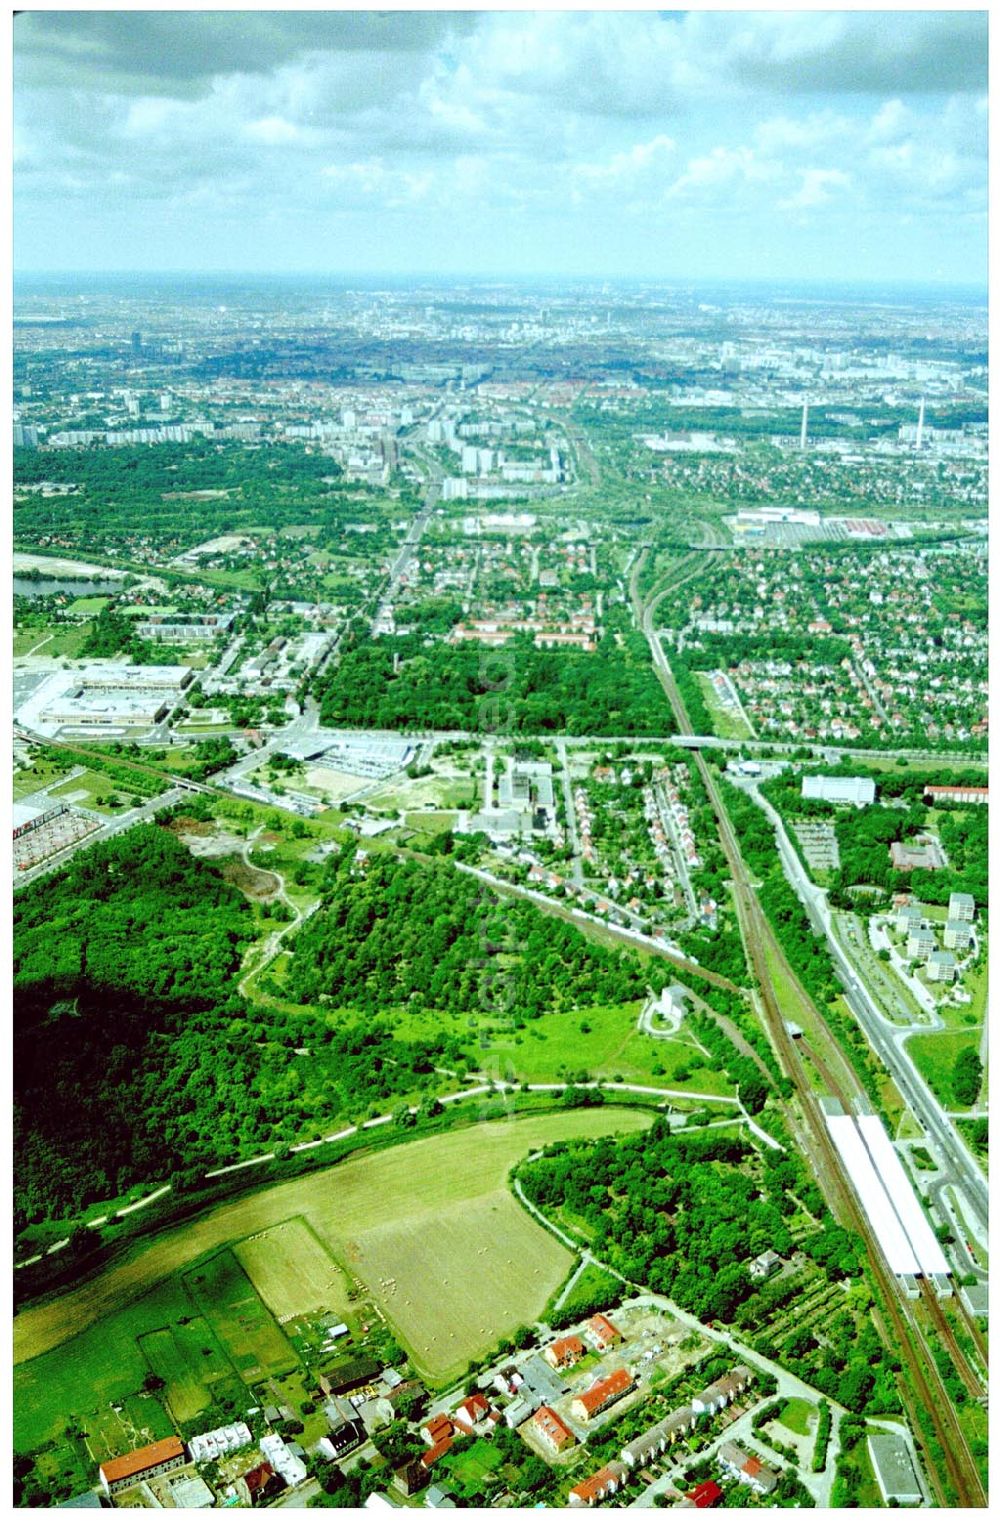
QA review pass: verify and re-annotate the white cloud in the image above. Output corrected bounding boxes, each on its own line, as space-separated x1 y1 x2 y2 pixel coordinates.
244 116 304 147
779 168 852 211
666 145 779 202
573 133 676 189
754 112 850 155
12 10 988 279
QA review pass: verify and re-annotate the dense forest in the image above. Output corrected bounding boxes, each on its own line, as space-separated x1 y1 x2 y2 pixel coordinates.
287 847 656 1016
13 830 467 1228
12 440 404 555
14 827 253 1223
16 829 699 1230
516 1119 858 1324
314 625 676 735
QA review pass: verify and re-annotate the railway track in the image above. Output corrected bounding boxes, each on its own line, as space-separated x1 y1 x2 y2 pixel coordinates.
919 1279 986 1402
20 731 218 796
637 592 987 1508
796 1033 862 1113
953 1286 990 1368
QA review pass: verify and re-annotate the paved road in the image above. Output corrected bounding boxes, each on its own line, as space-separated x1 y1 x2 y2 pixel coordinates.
168 717 985 766
740 779 988 1242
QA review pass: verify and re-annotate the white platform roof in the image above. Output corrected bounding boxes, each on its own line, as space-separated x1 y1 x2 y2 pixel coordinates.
826 1114 920 1276
855 1115 950 1277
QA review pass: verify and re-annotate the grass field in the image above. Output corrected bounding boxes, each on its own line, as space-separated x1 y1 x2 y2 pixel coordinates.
12 622 94 658
13 1277 187 1453
235 1218 353 1324
47 768 139 813
364 771 477 812
183 1250 297 1383
12 756 75 799
443 1436 504 1489
347 1189 573 1382
905 1029 983 1111
696 672 753 740
778 1396 816 1436
138 1314 239 1424
390 1001 736 1097
15 1109 652 1395
67 596 112 615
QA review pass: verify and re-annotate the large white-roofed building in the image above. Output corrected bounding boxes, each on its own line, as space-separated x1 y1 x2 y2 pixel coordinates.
825 1114 920 1277
854 1115 950 1279
825 1110 951 1287
801 775 876 807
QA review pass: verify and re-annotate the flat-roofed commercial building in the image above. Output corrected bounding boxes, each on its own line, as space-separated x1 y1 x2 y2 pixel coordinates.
802 775 876 807
868 1433 923 1505
43 689 173 727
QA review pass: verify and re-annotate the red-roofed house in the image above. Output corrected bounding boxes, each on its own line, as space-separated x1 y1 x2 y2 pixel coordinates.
420 1436 454 1470
586 1314 623 1352
420 1415 454 1447
532 1406 576 1454
688 1480 722 1508
568 1462 627 1507
544 1335 586 1371
236 1463 282 1508
99 1437 185 1497
571 1368 636 1422
456 1392 490 1427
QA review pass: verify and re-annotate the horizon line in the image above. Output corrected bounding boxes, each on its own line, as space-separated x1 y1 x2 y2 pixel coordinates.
13 269 988 291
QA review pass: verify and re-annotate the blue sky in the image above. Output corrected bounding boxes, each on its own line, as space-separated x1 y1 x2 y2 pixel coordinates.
13 9 988 284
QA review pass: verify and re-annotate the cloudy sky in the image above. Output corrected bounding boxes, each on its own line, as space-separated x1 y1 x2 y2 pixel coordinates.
13 7 988 284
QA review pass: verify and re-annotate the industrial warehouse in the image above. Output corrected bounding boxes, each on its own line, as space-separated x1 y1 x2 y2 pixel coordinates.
15 662 193 736
822 1102 951 1294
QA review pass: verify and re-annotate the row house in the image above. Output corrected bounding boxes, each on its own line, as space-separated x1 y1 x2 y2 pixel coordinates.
620 1406 697 1468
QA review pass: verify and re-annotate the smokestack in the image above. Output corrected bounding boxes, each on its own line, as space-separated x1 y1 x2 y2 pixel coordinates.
915 398 925 449
800 401 809 451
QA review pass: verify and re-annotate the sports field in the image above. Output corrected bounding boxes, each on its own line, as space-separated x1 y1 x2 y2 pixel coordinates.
347 1190 573 1381
184 1250 297 1382
15 1108 652 1401
235 1218 353 1323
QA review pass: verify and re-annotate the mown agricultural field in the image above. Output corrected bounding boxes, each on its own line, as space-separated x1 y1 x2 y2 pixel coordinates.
347 1189 574 1382
15 1107 653 1451
235 1218 354 1324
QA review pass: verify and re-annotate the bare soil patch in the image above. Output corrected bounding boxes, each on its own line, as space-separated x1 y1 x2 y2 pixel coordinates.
218 857 280 901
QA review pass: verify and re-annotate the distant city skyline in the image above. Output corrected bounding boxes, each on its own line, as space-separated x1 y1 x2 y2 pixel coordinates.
14 9 988 285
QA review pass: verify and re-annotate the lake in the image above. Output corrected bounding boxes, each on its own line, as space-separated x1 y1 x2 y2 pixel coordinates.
13 576 121 599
